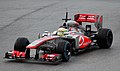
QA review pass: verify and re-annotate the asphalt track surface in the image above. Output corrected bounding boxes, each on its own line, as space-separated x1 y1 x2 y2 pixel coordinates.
0 0 120 71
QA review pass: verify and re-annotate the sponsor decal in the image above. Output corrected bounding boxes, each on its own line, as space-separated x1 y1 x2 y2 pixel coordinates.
79 36 84 47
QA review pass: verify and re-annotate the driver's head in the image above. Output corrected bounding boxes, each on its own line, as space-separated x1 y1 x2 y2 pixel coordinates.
66 20 79 28
57 27 67 36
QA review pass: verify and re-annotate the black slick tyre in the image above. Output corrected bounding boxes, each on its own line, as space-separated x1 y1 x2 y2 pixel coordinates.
14 37 30 52
97 28 113 49
71 41 79 55
14 37 30 58
56 40 71 62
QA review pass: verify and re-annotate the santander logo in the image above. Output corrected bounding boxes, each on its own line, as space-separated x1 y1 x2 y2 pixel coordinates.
79 36 84 47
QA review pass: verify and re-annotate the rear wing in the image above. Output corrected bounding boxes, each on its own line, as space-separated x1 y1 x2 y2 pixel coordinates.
74 13 103 30
74 14 99 23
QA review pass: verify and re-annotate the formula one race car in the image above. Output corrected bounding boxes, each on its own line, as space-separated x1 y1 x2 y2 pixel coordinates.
4 11 113 64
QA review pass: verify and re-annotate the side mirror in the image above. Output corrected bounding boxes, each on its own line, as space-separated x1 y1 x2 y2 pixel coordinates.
38 33 41 39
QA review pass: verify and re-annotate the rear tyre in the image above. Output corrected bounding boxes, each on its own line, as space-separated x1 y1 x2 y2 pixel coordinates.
56 40 71 62
97 28 113 49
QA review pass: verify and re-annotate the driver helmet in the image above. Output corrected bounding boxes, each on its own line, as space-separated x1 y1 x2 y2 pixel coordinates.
57 27 68 36
66 20 79 28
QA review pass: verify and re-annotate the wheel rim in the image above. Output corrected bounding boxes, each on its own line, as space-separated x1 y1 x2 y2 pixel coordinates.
64 43 71 60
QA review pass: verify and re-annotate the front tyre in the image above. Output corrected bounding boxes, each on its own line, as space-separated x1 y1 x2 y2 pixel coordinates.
97 28 113 49
56 40 71 62
71 41 79 55
14 37 30 58
14 37 30 52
